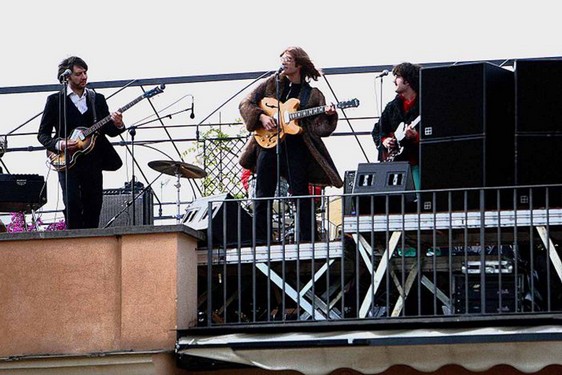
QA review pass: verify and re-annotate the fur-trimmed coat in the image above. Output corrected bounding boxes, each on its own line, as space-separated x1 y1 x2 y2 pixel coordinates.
238 75 343 188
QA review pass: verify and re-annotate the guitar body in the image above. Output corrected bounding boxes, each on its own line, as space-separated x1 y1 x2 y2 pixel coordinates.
47 128 98 171
382 115 421 162
253 96 360 149
254 97 304 149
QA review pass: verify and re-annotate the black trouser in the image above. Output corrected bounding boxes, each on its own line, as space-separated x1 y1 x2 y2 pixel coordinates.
254 135 315 241
58 159 103 229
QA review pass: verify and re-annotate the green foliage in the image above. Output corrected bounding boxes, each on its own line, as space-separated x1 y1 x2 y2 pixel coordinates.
183 123 249 199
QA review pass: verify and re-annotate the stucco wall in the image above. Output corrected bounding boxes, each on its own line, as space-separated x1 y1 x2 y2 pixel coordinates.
0 226 199 358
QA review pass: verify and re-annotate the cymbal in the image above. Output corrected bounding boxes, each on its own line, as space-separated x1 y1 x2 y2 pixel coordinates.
148 160 207 179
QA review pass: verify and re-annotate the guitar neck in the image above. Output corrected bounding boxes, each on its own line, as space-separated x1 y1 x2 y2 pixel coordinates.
82 94 147 138
287 99 359 122
289 105 326 121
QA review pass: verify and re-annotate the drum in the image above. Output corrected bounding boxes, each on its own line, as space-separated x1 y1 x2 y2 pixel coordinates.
247 177 289 199
247 176 290 215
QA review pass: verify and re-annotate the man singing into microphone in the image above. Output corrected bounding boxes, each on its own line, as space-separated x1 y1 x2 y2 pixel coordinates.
239 46 343 243
372 62 422 189
37 56 126 229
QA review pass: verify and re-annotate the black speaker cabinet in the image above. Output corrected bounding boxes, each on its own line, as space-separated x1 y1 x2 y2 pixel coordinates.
100 181 154 227
420 62 515 211
515 59 562 191
514 134 562 208
182 193 252 247
515 58 562 133
516 134 562 186
352 162 415 214
420 62 515 139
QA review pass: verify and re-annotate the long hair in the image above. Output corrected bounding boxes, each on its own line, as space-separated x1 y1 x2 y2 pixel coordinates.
281 46 321 82
392 62 421 93
57 56 88 82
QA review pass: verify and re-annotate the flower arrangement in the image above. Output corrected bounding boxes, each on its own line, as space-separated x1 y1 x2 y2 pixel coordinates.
4 212 65 233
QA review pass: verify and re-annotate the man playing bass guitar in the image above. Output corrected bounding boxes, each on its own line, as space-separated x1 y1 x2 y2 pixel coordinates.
372 62 422 189
38 56 125 229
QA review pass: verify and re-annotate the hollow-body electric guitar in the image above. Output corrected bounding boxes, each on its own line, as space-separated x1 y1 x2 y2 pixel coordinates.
254 97 360 148
383 115 421 162
47 84 165 171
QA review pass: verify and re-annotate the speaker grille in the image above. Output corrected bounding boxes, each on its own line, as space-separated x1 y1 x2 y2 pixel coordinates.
351 162 415 214
99 183 154 227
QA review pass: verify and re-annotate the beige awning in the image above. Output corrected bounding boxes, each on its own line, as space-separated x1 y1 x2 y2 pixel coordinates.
178 325 562 374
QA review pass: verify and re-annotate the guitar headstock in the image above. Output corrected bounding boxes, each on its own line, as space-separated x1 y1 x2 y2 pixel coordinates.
337 98 360 109
144 84 166 99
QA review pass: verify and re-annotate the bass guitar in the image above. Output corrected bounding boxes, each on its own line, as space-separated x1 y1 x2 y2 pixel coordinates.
47 84 165 171
254 97 360 148
383 115 421 162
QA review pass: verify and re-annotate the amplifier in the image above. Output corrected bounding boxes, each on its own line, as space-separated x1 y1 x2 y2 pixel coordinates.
0 173 47 213
99 181 154 227
453 274 522 314
461 260 513 274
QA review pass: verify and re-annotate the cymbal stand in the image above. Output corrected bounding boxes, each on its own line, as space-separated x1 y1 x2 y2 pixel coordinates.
174 167 182 223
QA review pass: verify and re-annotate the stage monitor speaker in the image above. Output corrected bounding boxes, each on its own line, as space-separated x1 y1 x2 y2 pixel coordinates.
515 58 562 133
352 162 415 214
420 62 514 211
182 193 252 247
100 181 154 227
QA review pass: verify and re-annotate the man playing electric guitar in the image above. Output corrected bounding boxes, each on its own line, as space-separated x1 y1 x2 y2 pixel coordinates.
239 46 343 243
372 62 422 189
384 115 421 162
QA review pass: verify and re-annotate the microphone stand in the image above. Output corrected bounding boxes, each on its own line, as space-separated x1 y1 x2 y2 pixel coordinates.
322 74 370 163
275 71 282 240
379 74 385 121
61 80 69 227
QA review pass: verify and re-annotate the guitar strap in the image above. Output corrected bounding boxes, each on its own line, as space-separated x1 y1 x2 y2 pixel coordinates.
86 88 98 123
298 82 312 108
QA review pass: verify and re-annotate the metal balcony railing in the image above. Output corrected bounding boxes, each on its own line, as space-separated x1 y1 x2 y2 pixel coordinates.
195 184 562 326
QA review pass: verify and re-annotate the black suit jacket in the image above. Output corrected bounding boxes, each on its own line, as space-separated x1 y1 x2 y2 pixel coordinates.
38 89 125 171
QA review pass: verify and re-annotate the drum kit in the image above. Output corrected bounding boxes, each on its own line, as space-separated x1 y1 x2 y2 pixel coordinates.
148 160 207 222
147 160 327 242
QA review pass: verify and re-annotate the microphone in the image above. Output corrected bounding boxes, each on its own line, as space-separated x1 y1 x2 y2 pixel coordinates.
59 69 72 81
276 65 284 74
190 96 195 119
376 69 390 78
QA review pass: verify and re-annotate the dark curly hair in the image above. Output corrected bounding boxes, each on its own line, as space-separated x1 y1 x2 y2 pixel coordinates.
392 62 421 93
57 56 88 82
